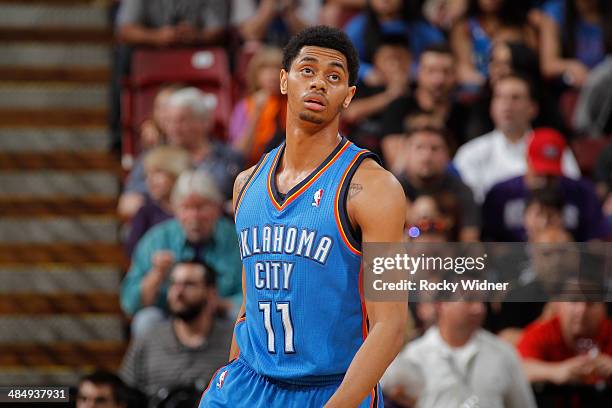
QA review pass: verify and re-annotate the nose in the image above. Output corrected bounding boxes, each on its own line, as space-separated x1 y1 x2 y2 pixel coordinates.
309 73 326 92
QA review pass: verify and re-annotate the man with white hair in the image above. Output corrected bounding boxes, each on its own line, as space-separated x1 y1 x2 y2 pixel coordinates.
119 87 243 218
120 170 242 337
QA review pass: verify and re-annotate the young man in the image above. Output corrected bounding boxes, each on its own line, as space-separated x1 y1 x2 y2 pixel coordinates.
199 26 407 407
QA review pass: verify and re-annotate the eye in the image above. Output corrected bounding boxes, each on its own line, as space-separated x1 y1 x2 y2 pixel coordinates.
302 67 313 75
329 74 340 82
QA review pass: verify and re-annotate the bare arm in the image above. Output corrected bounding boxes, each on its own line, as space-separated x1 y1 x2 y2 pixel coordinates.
227 166 256 361
450 20 484 85
343 90 401 124
118 24 175 46
325 160 408 408
238 0 277 42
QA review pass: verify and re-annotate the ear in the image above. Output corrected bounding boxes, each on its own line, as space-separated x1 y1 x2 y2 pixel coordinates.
342 85 357 109
529 100 539 121
280 69 288 95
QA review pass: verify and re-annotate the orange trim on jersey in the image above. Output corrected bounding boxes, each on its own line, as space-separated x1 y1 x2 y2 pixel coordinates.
333 150 369 256
235 316 246 325
266 141 352 211
199 364 224 402
235 154 268 217
358 264 369 340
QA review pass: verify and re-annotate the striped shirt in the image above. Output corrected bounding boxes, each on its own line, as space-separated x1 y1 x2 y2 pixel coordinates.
120 318 232 399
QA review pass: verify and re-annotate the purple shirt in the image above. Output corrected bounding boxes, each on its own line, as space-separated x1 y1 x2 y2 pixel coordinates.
125 197 173 257
482 176 608 242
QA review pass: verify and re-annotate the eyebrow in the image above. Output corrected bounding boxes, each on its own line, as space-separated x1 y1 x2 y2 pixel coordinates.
297 56 346 73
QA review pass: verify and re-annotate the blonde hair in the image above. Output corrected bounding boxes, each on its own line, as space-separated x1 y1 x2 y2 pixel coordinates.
246 46 283 94
171 170 223 206
143 146 191 178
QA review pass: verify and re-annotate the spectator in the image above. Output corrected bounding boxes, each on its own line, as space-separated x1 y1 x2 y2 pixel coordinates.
380 44 470 147
320 0 367 28
404 195 453 242
110 0 228 150
230 0 317 47
382 301 537 408
450 0 536 87
398 126 481 242
454 75 581 203
593 143 612 224
124 146 191 257
482 127 607 241
343 34 412 154
120 170 242 337
573 19 612 137
518 301 612 385
120 262 232 403
523 187 566 241
77 371 128 408
467 40 568 137
138 84 182 151
422 0 469 31
539 0 606 87
229 46 286 166
119 88 243 219
344 0 444 84
491 227 575 344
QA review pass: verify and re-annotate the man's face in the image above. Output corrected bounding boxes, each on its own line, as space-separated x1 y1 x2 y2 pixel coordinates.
417 52 455 101
404 131 449 181
558 302 606 340
280 46 355 129
146 169 175 202
491 77 537 134
168 264 210 321
77 382 121 408
371 0 403 16
373 44 412 81
175 193 221 242
439 302 486 333
166 105 209 149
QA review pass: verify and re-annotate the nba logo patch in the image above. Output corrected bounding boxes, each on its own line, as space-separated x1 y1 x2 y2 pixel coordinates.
312 189 324 207
216 369 228 389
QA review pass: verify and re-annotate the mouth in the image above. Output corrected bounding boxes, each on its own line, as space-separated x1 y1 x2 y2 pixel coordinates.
303 94 326 112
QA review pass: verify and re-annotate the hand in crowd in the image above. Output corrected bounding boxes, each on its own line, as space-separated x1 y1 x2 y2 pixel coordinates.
175 22 201 45
590 353 612 379
563 61 590 88
552 355 595 385
154 26 179 47
151 250 175 279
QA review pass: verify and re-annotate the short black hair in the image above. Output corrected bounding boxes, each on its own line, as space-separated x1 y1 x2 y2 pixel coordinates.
495 72 539 102
172 260 216 287
78 370 127 404
420 43 453 59
405 125 456 152
282 25 359 86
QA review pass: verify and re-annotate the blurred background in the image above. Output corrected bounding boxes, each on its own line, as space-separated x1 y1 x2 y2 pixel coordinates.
0 0 610 407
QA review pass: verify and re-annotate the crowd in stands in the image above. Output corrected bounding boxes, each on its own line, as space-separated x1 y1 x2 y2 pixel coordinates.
98 0 612 406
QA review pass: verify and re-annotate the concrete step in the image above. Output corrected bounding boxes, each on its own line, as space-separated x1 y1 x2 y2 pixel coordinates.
0 108 106 127
0 244 127 264
0 315 123 343
0 197 116 216
0 216 118 243
0 293 120 314
1 341 126 368
0 66 108 82
0 265 121 293
0 366 85 387
0 128 109 152
0 43 109 67
0 171 118 197
0 3 107 28
0 26 112 43
0 151 119 171
0 83 106 109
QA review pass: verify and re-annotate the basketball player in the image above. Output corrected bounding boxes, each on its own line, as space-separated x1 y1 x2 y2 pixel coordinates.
199 26 407 407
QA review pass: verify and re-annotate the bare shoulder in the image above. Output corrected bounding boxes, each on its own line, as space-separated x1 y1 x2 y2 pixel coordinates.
347 158 406 242
349 158 406 205
232 164 258 205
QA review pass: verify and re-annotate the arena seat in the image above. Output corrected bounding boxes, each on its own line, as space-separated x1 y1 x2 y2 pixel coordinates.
121 47 232 166
570 136 612 176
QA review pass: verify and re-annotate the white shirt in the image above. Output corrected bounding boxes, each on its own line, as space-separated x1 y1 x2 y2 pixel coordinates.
382 327 537 408
453 130 581 203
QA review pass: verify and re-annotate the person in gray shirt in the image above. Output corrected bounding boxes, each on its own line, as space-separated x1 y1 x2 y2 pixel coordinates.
120 261 232 404
382 301 536 408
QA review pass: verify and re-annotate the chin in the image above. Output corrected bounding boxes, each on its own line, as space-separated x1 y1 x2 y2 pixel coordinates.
299 111 325 125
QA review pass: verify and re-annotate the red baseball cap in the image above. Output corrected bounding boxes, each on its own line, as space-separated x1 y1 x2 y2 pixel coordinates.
527 128 566 176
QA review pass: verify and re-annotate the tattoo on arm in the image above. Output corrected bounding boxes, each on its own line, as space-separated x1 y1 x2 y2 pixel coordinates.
348 183 363 199
235 173 249 195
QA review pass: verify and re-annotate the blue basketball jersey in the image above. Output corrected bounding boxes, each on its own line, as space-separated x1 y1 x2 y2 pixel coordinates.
233 137 376 385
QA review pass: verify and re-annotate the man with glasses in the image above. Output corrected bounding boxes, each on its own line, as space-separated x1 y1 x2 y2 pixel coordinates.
120 262 232 404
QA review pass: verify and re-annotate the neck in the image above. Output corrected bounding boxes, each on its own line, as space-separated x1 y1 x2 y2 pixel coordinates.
415 87 447 112
500 127 526 142
173 311 213 348
407 172 440 189
283 116 342 171
439 324 474 348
